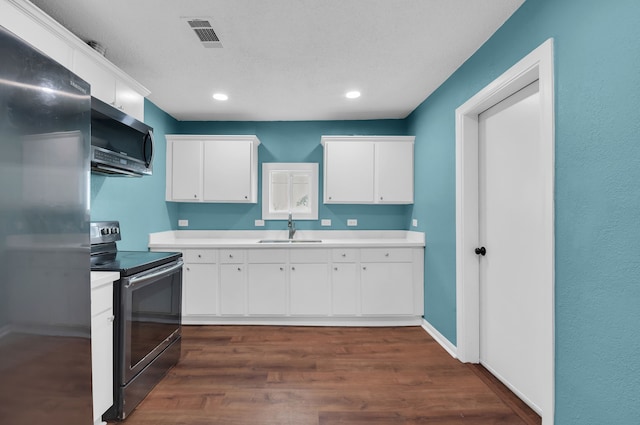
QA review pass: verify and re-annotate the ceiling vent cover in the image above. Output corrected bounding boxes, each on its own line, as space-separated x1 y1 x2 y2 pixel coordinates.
186 18 222 48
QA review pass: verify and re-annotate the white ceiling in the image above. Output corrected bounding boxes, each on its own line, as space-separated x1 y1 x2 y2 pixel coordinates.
30 0 524 121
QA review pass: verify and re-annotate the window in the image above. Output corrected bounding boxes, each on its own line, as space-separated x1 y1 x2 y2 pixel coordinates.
262 163 318 220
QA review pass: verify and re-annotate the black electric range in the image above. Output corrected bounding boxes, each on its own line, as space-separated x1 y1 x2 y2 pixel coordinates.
90 221 183 421
90 221 181 276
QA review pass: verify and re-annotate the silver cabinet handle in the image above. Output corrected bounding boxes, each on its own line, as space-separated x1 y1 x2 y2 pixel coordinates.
107 315 115 323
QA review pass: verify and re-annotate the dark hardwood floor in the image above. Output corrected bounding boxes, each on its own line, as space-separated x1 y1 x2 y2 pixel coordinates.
120 326 541 425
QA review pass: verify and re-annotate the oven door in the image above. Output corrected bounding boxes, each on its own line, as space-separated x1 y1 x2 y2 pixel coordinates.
119 259 183 384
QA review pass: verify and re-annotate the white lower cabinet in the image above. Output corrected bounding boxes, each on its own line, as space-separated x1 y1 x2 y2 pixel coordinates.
90 275 115 425
155 245 424 324
290 263 330 315
289 249 330 315
219 249 246 315
220 264 246 315
183 263 219 316
247 263 287 315
331 263 359 316
331 248 359 315
182 249 219 319
360 248 415 315
361 262 414 315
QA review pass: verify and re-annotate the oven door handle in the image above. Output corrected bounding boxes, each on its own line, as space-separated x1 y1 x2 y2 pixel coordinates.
123 259 183 289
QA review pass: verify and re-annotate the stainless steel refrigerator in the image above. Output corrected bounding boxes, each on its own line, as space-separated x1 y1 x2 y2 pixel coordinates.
0 25 93 424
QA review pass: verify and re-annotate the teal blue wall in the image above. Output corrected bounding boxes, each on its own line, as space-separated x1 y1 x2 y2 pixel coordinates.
173 120 411 231
89 0 640 421
407 0 640 423
90 100 179 250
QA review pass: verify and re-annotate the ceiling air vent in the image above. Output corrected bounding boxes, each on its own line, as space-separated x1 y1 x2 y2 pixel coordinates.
186 18 222 48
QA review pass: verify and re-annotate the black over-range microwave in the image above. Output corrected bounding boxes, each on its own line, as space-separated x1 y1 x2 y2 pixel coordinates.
90 97 154 177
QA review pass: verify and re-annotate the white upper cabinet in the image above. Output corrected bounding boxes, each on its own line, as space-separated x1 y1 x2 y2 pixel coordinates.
166 135 260 203
322 136 415 204
203 139 256 202
72 49 146 122
324 140 375 203
1 0 149 122
375 141 414 203
169 138 203 201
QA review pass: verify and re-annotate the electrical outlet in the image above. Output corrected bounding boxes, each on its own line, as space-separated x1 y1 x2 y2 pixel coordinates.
178 219 188 227
321 219 332 226
347 219 358 226
254 219 265 227
412 219 418 227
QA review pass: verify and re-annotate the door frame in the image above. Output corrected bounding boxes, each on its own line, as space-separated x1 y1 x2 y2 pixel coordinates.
454 39 555 424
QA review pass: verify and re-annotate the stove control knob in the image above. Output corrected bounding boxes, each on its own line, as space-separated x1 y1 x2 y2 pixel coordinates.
111 227 119 234
101 228 109 235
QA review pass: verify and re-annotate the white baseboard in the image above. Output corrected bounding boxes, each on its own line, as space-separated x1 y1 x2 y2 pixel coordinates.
421 318 457 359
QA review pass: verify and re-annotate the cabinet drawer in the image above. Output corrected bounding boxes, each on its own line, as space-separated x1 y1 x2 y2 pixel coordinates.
290 249 328 263
91 283 113 317
360 248 413 263
247 249 288 263
219 249 245 264
185 249 217 263
331 249 359 263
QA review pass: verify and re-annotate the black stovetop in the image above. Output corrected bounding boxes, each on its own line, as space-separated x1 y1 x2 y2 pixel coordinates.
91 250 182 277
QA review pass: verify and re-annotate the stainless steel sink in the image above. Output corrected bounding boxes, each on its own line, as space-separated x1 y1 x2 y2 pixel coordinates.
258 239 322 244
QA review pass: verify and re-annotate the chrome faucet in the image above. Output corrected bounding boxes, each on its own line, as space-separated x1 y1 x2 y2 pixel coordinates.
288 212 296 239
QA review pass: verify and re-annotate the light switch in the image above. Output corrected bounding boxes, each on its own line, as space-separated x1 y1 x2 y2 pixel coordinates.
178 219 188 227
254 219 265 227
321 219 332 226
412 219 418 227
347 219 357 226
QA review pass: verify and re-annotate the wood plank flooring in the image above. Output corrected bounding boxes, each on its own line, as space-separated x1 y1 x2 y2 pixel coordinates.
119 326 541 425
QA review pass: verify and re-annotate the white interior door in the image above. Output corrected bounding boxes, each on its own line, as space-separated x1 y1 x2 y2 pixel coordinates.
478 80 546 414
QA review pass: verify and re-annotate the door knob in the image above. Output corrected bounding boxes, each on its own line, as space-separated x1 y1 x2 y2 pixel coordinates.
475 247 487 256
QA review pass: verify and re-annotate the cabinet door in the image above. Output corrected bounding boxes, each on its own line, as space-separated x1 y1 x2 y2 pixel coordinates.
290 263 330 315
73 50 116 104
183 263 218 316
115 79 144 122
324 141 374 203
247 263 286 315
220 264 246 315
170 139 203 201
203 140 254 202
361 262 414 315
331 263 359 316
375 141 414 204
91 310 113 421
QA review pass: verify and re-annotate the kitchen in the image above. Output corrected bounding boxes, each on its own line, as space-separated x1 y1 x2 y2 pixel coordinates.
1 1 639 425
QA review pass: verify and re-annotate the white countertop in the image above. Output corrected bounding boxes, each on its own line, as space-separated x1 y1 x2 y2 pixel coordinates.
91 271 120 290
148 230 425 249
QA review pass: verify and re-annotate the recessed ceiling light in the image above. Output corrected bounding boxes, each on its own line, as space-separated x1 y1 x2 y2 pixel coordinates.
213 93 228 101
345 91 361 99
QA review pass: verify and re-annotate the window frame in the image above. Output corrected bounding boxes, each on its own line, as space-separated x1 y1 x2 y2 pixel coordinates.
261 162 319 220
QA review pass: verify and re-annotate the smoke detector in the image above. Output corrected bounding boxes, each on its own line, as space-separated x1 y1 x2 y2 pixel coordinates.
184 18 222 48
